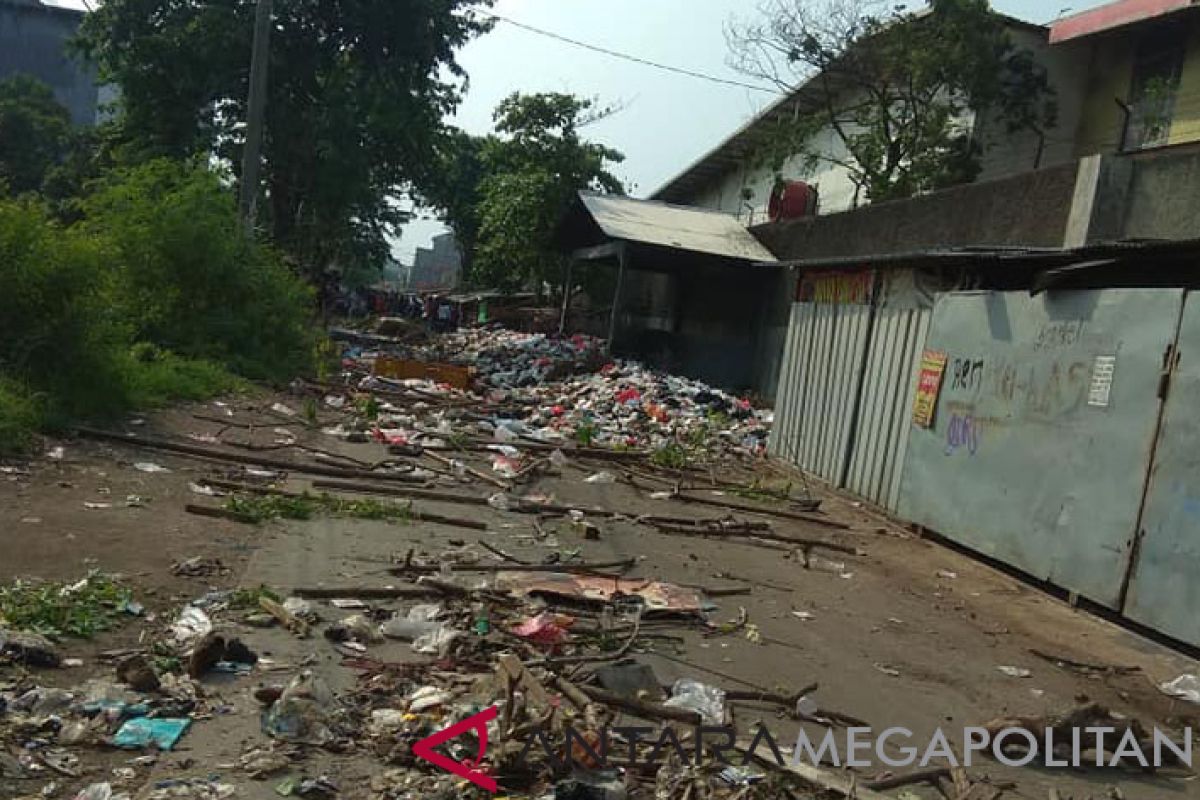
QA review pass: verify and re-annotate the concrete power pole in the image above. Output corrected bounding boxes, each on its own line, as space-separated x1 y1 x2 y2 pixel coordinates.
239 0 273 228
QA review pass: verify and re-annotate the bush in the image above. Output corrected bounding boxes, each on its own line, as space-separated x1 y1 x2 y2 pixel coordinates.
0 198 130 421
82 160 315 382
0 379 43 455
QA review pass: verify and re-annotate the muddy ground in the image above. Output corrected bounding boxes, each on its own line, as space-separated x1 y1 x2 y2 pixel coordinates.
2 396 1199 800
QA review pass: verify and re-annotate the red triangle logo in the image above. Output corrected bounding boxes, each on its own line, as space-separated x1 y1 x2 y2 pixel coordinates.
411 704 499 793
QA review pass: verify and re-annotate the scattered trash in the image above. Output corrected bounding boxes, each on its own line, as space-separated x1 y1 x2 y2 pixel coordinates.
262 672 338 746
664 679 725 725
113 717 191 750
172 557 229 577
134 462 171 473
873 662 901 677
936 569 958 580
171 606 213 645
584 471 617 484
790 611 815 621
511 612 574 647
116 654 160 693
997 665 1032 679
1159 673 1200 704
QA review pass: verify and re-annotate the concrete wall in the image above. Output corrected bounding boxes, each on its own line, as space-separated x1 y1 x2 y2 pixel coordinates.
1121 146 1200 239
0 0 99 126
750 160 1081 261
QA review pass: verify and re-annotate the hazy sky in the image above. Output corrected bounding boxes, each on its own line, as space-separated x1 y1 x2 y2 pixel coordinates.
48 0 1112 260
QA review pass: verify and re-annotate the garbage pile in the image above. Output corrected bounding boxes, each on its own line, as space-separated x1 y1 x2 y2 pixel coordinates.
406 328 609 389
340 325 771 460
1 561 830 800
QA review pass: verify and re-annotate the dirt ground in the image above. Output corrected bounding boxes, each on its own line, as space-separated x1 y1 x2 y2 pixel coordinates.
2 397 1200 800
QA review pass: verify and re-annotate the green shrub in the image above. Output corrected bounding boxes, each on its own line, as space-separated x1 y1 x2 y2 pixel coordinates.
0 378 43 455
122 345 242 408
0 198 130 421
82 159 316 382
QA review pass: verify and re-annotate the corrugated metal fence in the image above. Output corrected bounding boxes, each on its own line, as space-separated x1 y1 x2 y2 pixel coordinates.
769 269 934 511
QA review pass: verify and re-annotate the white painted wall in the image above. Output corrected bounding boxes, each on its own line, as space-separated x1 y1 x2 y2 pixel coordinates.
677 26 1090 219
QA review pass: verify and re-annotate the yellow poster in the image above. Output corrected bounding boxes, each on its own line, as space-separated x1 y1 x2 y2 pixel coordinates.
912 350 948 428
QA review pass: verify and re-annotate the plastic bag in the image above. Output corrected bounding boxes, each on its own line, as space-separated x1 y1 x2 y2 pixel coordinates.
663 679 725 725
262 672 337 746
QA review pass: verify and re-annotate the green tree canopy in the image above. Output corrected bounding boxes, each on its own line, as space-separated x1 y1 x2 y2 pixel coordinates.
727 0 1057 204
77 0 493 286
0 75 72 196
420 92 625 291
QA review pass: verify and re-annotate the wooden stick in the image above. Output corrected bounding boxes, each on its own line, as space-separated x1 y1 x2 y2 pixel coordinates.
311 479 490 506
670 492 844 528
864 767 950 791
424 449 511 490
75 427 427 483
293 586 442 599
648 521 857 554
388 558 636 576
576 684 701 725
478 540 530 565
185 504 256 524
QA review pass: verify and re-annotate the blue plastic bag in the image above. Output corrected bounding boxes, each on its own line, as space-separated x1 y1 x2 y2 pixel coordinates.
113 717 191 750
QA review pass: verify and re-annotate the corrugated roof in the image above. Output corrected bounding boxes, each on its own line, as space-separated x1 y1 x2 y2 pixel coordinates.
1049 0 1198 44
578 191 777 263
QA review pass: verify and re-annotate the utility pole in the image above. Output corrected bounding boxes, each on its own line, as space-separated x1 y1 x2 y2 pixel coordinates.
239 0 273 228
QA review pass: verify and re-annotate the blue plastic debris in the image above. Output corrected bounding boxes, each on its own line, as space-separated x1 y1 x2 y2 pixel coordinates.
113 717 191 750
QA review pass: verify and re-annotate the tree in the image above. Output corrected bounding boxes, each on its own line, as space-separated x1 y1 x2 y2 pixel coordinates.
422 93 624 291
77 0 492 286
0 75 72 195
726 0 1057 204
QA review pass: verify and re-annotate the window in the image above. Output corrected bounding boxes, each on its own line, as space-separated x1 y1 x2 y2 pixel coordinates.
1123 27 1187 151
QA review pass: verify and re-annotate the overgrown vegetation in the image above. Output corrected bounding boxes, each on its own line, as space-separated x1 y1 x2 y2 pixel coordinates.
226 492 415 524
727 0 1057 204
419 92 625 292
77 0 490 288
651 442 692 470
0 574 133 638
0 87 316 455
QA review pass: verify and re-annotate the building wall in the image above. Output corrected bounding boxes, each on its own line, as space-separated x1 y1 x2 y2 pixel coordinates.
0 0 99 126
1122 145 1200 239
975 29 1091 182
751 160 1081 261
1072 16 1200 156
1168 20 1200 144
674 24 1087 222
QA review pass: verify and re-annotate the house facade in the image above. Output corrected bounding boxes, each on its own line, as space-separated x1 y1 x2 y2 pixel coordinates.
652 14 1091 221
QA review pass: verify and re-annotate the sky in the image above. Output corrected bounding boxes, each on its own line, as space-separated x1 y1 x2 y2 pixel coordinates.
49 0 1113 261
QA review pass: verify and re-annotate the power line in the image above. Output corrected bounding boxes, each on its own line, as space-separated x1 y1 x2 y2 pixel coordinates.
477 10 784 96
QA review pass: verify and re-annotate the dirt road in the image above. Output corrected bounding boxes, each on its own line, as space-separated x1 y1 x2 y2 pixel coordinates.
2 399 1198 799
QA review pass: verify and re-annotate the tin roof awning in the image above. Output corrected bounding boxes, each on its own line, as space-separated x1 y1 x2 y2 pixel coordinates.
566 191 777 263
1049 0 1199 44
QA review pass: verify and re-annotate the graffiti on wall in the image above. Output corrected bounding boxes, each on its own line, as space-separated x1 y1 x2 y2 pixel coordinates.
933 321 1099 457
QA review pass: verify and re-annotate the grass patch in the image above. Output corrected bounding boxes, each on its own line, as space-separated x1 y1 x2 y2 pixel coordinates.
728 481 795 505
651 441 691 470
226 492 415 525
0 573 133 638
124 345 242 408
228 584 282 609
